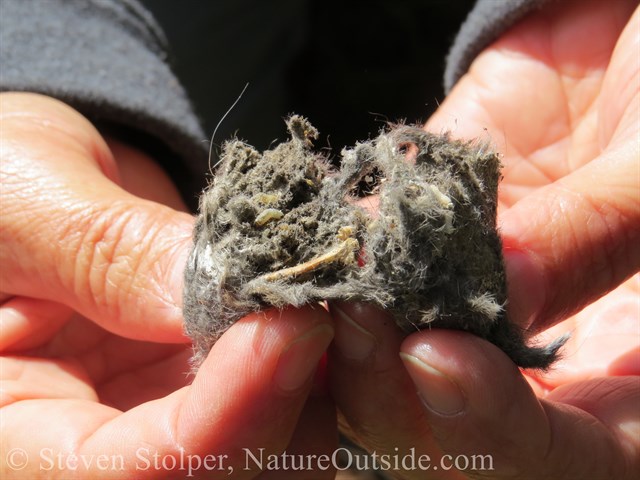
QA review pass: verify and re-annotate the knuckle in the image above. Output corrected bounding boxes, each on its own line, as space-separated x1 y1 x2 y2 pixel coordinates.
68 202 139 318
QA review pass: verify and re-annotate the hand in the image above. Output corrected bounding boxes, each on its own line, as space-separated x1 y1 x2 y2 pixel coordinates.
329 1 639 478
0 92 336 479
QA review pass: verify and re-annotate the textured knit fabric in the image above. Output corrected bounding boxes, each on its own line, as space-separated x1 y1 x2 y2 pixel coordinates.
444 0 555 93
0 0 208 209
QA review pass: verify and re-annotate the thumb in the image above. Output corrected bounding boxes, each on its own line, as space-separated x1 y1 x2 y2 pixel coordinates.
0 92 193 342
401 330 639 479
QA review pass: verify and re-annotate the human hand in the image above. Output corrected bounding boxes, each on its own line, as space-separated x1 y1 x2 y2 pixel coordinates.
329 0 639 478
0 92 336 479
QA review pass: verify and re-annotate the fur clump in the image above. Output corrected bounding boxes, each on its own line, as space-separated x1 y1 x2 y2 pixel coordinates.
183 115 566 368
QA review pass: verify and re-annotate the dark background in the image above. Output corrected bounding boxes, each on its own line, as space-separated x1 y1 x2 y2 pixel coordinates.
143 0 476 159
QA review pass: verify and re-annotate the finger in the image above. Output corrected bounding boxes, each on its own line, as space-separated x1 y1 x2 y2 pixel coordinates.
98 306 334 479
0 93 193 342
1 306 334 478
327 302 447 480
599 5 640 150
609 346 640 376
500 4 640 331
523 276 640 388
259 395 337 479
501 140 640 331
0 297 72 351
401 329 640 479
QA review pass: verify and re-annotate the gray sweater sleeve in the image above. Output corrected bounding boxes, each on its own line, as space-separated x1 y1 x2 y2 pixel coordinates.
444 0 555 93
0 0 208 209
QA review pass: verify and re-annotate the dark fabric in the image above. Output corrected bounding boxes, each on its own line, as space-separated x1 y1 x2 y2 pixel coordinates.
140 0 312 156
142 0 476 157
0 0 208 209
444 0 556 92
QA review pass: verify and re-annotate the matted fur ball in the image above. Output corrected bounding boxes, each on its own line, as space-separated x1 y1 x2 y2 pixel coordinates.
183 116 565 368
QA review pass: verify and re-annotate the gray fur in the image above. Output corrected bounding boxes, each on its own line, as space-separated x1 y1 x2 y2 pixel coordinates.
183 116 566 368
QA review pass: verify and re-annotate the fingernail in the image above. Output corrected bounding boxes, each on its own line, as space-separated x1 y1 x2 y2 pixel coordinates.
332 304 376 361
274 325 334 393
401 353 465 416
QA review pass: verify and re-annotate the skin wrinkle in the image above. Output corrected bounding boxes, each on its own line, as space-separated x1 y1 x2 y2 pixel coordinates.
547 400 629 478
538 191 611 326
169 389 192 467
75 202 178 330
84 206 131 321
582 191 619 285
117 210 161 314
43 199 95 293
463 64 558 201
2 186 72 293
536 70 574 160
506 87 569 183
73 407 127 474
0 167 45 206
126 210 193 320
549 3 633 154
465 10 621 200
551 75 603 173
1 356 97 406
611 74 640 147
96 208 134 321
545 186 584 320
603 213 638 300
600 43 639 147
160 235 191 313
72 209 102 314
538 402 567 477
546 177 634 322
